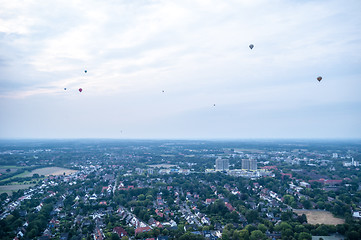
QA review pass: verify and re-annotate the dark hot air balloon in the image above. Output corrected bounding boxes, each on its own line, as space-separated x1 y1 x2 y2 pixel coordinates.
249 44 254 50
79 88 83 92
84 70 87 73
64 88 67 90
317 76 322 82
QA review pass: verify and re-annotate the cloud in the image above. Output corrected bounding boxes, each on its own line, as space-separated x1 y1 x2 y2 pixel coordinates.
0 0 360 138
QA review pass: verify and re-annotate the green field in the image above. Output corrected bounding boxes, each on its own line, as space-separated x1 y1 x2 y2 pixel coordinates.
0 184 35 195
0 165 23 169
0 167 77 184
0 165 23 174
0 170 32 183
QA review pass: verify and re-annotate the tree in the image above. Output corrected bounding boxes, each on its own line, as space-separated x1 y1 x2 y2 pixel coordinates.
162 228 169 236
110 233 121 240
0 192 8 201
238 229 249 240
257 224 267 233
297 214 307 224
281 229 294 239
250 230 265 240
298 232 312 240
138 194 145 201
313 225 329 236
246 210 259 223
275 222 291 232
283 195 294 205
346 231 360 240
294 224 306 233
179 232 205 240
301 199 312 209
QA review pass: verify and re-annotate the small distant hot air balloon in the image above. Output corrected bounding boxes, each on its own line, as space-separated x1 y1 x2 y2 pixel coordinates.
64 88 67 90
249 44 254 50
213 104 216 107
317 76 322 82
162 90 165 93
84 70 87 73
79 88 83 92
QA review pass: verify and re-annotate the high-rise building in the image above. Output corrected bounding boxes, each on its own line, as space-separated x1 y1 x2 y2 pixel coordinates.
242 159 257 171
216 158 229 171
242 159 250 170
250 159 257 170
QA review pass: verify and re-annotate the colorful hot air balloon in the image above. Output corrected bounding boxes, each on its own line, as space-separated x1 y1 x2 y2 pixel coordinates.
317 76 322 82
79 88 83 92
249 44 254 50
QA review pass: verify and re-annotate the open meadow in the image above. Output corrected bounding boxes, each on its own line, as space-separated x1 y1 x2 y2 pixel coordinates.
0 184 35 195
0 167 77 185
293 209 345 225
21 167 77 177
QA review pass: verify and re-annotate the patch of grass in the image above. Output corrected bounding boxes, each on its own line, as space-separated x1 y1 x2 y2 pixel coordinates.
0 184 35 195
0 165 23 169
0 170 32 183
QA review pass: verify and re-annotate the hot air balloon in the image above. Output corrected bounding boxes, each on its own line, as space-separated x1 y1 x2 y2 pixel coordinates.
79 88 83 92
84 70 87 73
317 76 322 82
249 44 254 50
64 88 67 90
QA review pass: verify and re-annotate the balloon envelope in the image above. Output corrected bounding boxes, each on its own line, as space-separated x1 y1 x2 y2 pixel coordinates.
84 70 87 73
79 88 83 92
317 76 322 82
249 44 254 49
64 88 66 90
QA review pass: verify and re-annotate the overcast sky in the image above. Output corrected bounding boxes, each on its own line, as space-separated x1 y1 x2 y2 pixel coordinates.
0 0 360 139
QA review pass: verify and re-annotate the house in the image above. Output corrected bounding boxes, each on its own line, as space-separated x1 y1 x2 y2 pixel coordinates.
113 226 128 238
299 181 311 188
94 227 105 240
352 211 361 219
43 228 51 237
224 202 235 212
201 216 211 225
155 209 164 217
135 226 152 235
205 199 216 205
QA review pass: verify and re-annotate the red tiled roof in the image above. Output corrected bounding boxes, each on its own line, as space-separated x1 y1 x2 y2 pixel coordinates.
135 226 151 235
113 227 127 237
